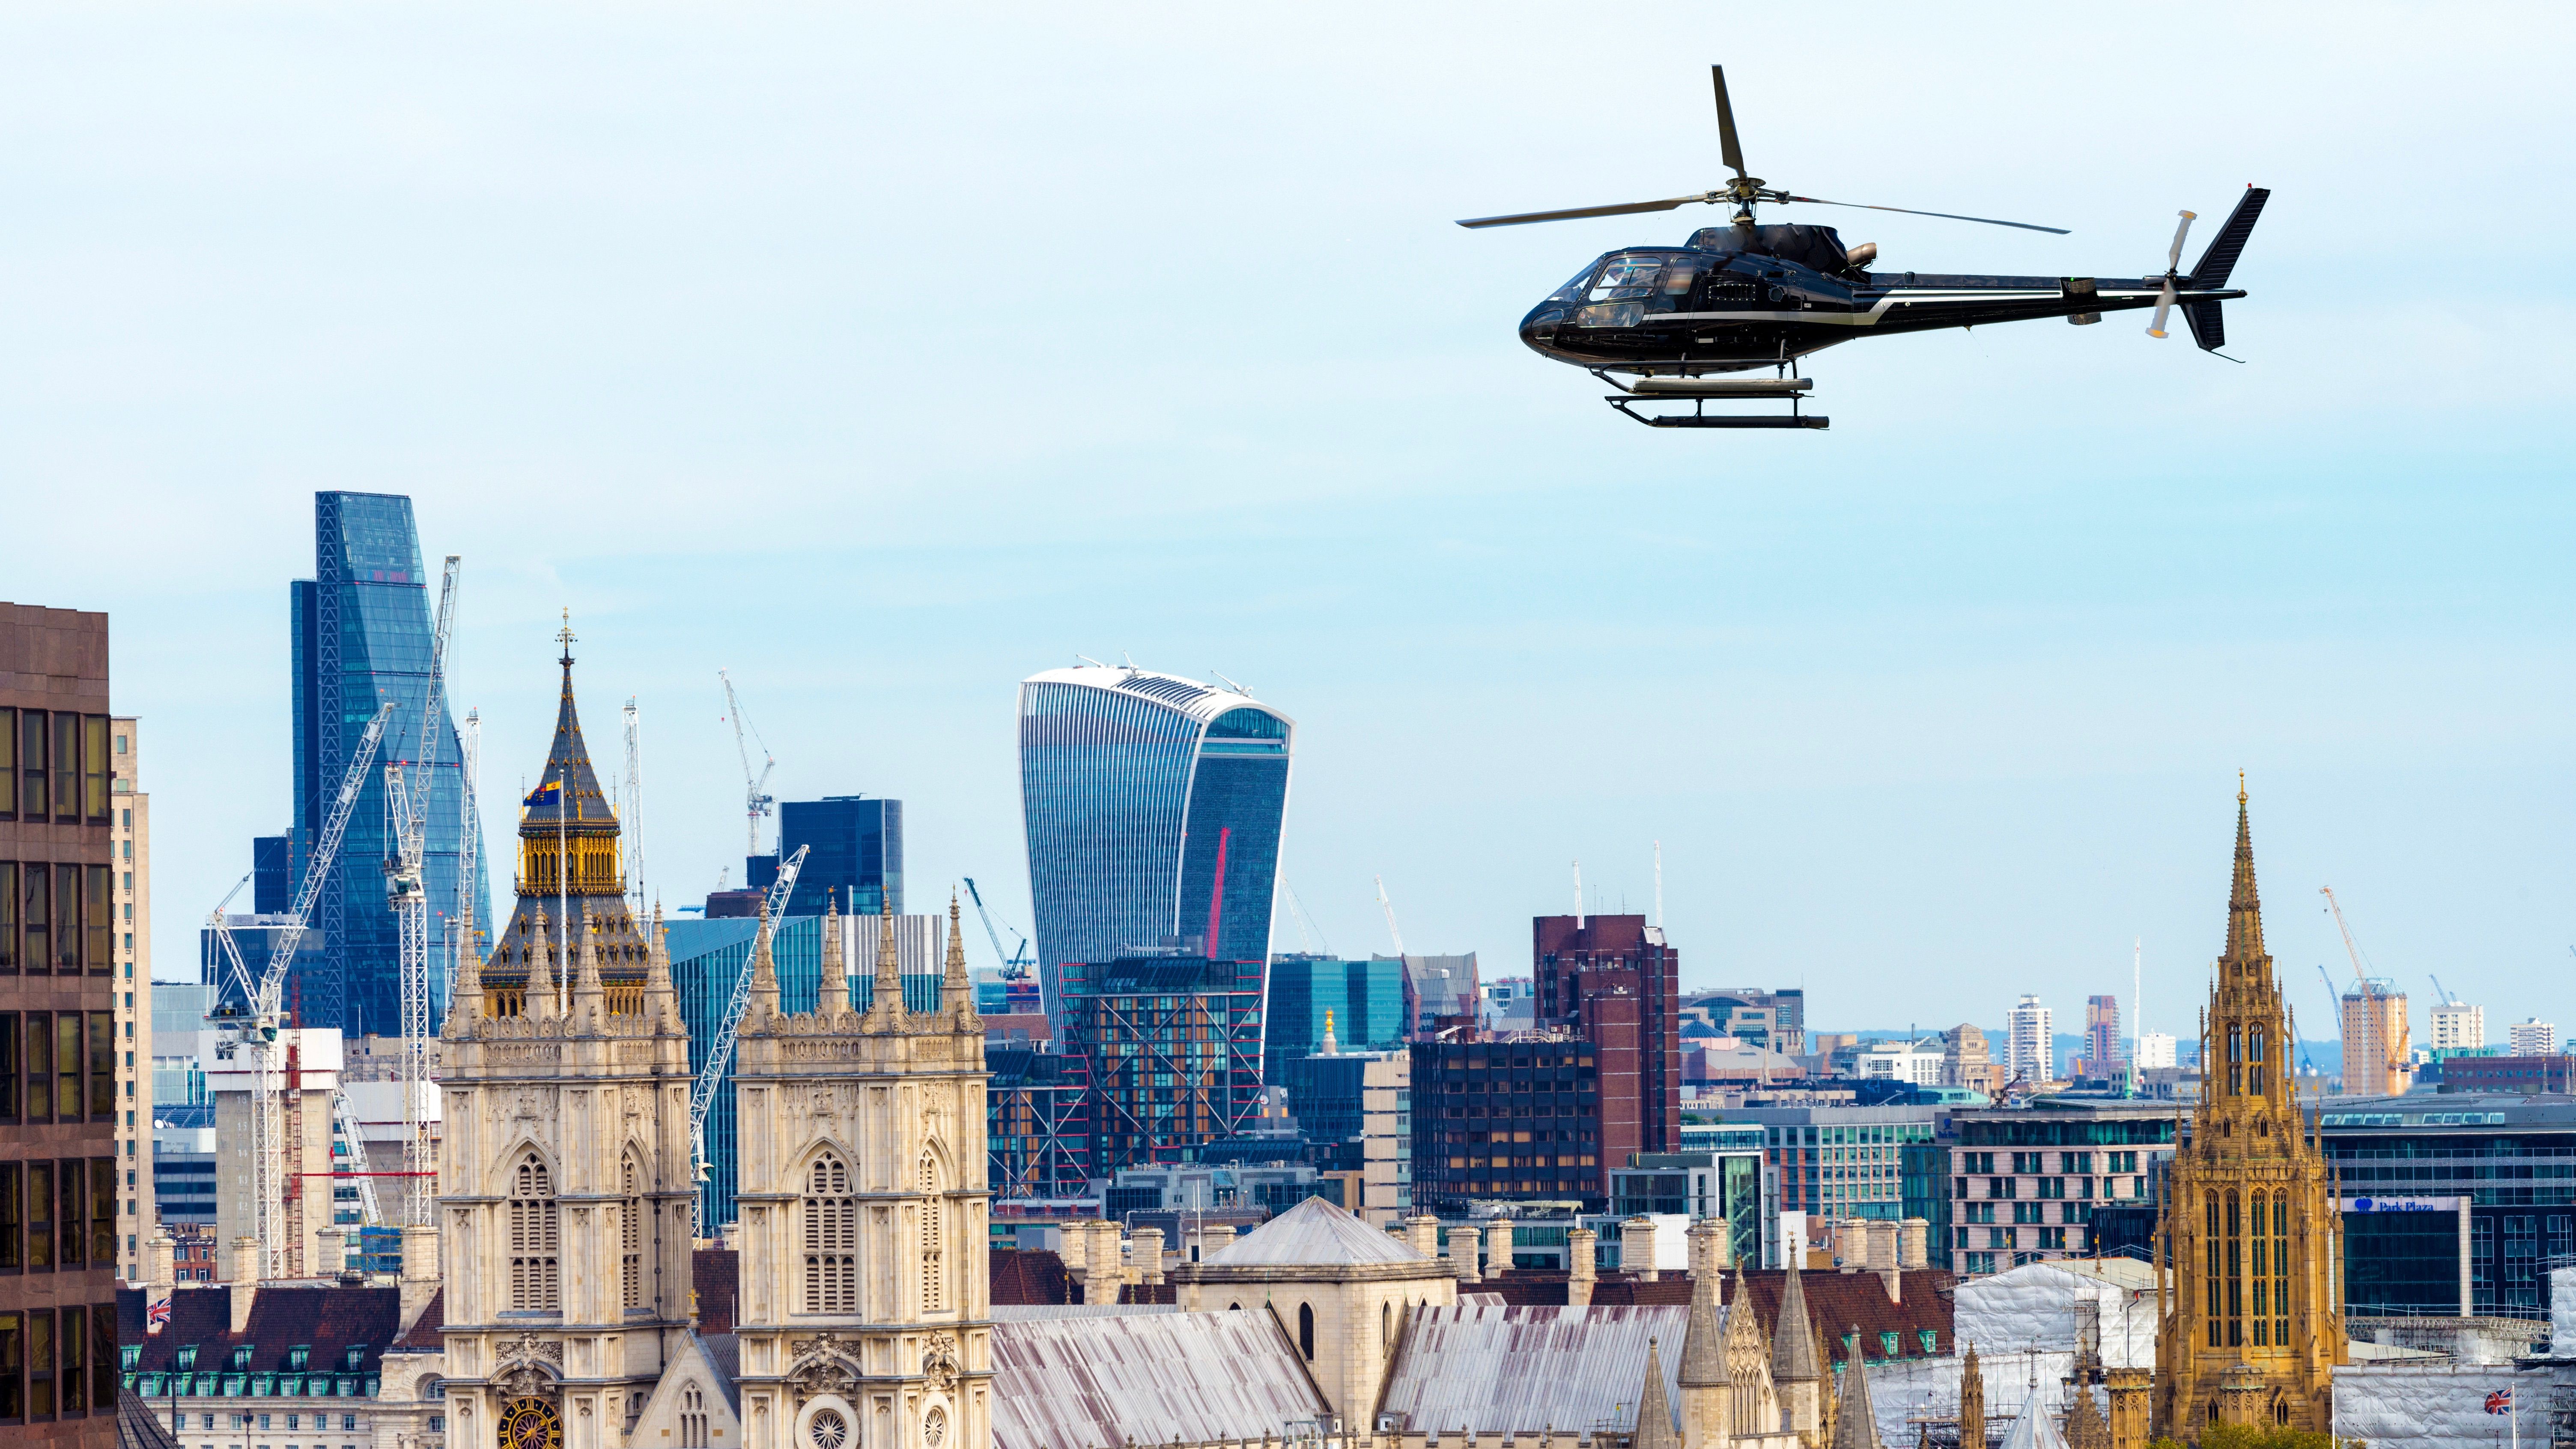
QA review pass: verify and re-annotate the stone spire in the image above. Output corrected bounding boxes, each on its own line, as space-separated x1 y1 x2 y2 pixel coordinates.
1634 1339 1682 1449
816 892 847 1019
946 890 980 1031
863 893 903 1029
445 897 483 1036
1958 1342 1986 1449
2224 772 2265 967
1772 1256 1821 1381
644 903 678 1032
571 906 606 1026
1678 1256 1725 1388
525 904 557 1020
748 903 780 1021
1828 1327 1880 1449
1722 1264 1770 1431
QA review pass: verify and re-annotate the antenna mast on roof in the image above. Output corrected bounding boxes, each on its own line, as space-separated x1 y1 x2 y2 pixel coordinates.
1653 840 1663 928
1573 859 1585 929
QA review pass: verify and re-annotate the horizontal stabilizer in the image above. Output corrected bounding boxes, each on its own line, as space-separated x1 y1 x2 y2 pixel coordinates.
2188 187 2270 289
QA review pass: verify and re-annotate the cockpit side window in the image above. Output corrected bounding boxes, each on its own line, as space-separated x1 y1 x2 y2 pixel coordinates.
1586 253 1664 303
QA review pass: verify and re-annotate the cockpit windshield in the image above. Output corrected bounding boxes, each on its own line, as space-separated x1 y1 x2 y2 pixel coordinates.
1547 259 1607 303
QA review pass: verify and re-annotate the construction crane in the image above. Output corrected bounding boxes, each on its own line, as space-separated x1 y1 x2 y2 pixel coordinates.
384 556 459 1228
445 708 482 1008
213 698 397 1279
2429 973 2460 1007
717 669 776 858
687 844 808 1233
2321 886 2410 1084
961 877 1033 980
329 1085 384 1228
1374 875 1408 959
623 696 646 918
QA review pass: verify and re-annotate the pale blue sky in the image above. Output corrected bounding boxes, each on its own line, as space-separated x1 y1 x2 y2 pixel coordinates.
7 4 2571 1047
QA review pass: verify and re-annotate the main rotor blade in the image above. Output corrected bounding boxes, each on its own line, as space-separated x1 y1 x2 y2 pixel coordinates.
1782 194 2070 235
1712 65 1747 181
1456 193 1716 229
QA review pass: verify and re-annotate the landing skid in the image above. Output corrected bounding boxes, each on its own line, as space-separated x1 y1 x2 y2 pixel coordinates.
1596 370 1828 430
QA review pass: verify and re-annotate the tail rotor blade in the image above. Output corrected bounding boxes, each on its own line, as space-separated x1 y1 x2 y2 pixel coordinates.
2147 279 2177 339
1711 66 1747 181
2165 209 2199 273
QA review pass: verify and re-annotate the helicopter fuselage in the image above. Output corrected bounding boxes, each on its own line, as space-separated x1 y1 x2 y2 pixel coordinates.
1521 244 2245 374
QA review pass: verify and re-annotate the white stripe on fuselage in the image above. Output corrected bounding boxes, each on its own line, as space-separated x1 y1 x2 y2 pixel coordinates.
1650 286 2189 328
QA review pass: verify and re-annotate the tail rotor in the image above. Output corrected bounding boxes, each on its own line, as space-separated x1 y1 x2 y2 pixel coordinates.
2146 209 2198 338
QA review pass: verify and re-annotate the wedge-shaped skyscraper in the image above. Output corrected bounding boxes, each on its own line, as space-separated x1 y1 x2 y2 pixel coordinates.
1018 665 1293 1029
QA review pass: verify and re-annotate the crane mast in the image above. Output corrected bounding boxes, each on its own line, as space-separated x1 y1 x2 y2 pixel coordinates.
718 669 776 858
386 557 459 1229
688 844 809 1234
223 698 395 1279
1374 875 1408 958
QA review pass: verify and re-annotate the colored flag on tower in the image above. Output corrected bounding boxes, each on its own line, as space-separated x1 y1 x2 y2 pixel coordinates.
524 778 561 808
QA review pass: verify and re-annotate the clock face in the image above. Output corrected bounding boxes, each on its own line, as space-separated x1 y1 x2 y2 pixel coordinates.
501 1397 564 1449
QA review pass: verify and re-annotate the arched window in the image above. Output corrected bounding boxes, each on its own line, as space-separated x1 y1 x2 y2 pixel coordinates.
681 1386 708 1449
2201 1196 2220 1348
1298 1302 1315 1361
918 1149 945 1312
2224 1190 2244 1348
2272 1190 2291 1347
2249 1196 2269 1345
621 1153 646 1309
1382 1301 1392 1353
802 1154 858 1313
507 1154 560 1311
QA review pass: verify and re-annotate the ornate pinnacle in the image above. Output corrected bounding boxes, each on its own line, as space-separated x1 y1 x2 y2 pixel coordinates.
817 891 847 1019
525 904 557 1020
748 901 781 1021
947 890 981 1032
864 892 903 1030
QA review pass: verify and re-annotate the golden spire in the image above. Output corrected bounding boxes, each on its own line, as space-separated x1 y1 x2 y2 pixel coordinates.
2225 777 2266 967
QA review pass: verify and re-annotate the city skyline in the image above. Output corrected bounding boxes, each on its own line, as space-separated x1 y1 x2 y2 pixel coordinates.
8 8 2573 1043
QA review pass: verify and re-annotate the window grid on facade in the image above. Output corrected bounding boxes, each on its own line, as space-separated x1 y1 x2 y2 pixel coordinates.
802 1154 857 1313
508 1154 560 1311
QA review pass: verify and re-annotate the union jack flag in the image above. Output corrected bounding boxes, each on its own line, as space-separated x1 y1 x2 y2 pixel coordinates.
147 1294 172 1335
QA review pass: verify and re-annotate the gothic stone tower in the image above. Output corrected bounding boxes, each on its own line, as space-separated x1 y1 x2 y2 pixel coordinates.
437 629 698 1449
2153 782 2346 1437
728 893 992 1449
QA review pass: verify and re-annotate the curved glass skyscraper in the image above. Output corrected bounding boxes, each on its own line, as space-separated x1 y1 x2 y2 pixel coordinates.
1018 665 1294 1028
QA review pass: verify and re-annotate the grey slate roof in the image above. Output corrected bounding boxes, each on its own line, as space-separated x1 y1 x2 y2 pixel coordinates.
1379 1303 1688 1437
990 1310 1330 1449
1204 1196 1426 1267
993 1304 1181 1321
1998 1385 2071 1449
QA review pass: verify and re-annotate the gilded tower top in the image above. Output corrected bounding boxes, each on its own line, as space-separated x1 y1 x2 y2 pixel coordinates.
474 618 650 1013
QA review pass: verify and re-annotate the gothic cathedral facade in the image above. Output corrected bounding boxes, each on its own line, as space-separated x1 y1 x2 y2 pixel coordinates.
2152 783 2346 1437
438 633 993 1449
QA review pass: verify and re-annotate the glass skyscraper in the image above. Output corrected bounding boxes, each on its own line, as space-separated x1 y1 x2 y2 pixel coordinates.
746 795 902 918
1017 665 1294 1030
1265 954 1407 1081
283 492 490 1037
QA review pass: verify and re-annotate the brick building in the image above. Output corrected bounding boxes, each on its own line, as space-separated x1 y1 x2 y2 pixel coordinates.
1532 914 1682 1193
1 602 122 1446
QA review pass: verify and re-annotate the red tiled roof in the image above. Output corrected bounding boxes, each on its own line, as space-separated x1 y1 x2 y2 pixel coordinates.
990 1248 1072 1307
395 1290 444 1350
695 1248 740 1334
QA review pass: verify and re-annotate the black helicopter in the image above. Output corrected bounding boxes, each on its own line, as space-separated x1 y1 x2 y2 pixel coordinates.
1459 67 2269 429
